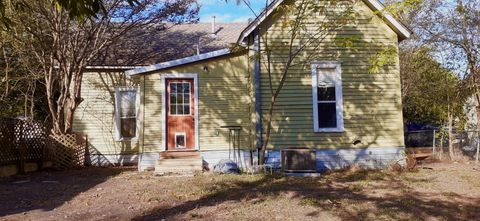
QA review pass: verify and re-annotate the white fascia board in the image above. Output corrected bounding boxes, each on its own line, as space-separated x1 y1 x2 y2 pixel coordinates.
237 0 411 43
364 0 411 40
84 65 141 70
54 65 142 70
237 0 285 43
126 48 231 76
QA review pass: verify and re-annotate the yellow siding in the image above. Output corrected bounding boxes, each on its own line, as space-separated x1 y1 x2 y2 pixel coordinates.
255 0 405 149
73 71 142 155
142 53 253 152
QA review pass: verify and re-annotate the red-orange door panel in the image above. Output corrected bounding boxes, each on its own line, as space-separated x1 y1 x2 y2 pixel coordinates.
166 79 195 150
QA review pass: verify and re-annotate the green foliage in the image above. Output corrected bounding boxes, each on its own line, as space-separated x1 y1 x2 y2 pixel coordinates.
334 35 362 51
52 0 106 20
368 45 398 74
401 48 467 126
382 0 422 18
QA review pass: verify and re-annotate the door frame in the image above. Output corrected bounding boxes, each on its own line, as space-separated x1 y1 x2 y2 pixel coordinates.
161 73 199 151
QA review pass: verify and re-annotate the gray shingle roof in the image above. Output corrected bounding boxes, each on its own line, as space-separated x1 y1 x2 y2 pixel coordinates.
93 22 248 66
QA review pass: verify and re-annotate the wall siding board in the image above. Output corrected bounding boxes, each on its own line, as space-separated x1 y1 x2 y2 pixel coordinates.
142 53 253 152
73 71 141 161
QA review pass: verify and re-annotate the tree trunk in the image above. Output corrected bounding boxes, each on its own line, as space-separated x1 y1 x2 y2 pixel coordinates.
440 134 444 160
447 111 455 160
472 76 480 136
258 62 292 164
259 96 276 165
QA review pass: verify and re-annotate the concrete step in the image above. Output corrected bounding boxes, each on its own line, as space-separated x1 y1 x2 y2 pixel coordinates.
155 151 202 175
155 164 201 171
160 151 200 159
157 159 202 166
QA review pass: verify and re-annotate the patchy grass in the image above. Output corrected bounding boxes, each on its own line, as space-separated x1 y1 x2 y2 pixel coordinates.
461 174 480 188
0 163 479 221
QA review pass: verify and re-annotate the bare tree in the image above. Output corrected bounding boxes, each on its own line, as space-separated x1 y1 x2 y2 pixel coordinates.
0 31 45 119
3 0 198 135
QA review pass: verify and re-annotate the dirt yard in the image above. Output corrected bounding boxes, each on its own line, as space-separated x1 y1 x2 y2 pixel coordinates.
1 162 479 221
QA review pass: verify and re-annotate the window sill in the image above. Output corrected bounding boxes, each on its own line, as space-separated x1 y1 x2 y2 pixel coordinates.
314 128 345 133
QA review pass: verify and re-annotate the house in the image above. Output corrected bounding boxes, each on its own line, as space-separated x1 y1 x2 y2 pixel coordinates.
73 0 410 172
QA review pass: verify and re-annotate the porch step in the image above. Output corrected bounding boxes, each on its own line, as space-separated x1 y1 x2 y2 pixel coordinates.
160 151 201 159
155 151 202 175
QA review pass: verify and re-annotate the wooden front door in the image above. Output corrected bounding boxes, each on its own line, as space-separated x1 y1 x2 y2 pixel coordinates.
166 79 195 150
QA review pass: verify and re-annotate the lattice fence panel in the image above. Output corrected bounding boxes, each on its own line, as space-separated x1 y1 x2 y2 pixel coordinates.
49 133 87 170
0 119 18 165
0 118 49 166
16 121 48 161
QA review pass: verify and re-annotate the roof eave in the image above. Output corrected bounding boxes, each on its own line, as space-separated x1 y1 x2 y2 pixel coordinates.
125 48 232 76
84 65 142 71
237 0 283 44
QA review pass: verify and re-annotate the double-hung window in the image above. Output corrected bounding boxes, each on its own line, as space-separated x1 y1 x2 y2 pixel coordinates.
311 62 344 132
115 87 139 140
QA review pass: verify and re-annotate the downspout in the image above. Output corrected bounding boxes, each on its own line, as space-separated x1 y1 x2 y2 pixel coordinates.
138 74 146 171
253 28 262 163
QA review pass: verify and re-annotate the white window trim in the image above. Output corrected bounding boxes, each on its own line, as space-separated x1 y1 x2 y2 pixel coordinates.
311 61 345 133
161 73 199 151
114 86 140 141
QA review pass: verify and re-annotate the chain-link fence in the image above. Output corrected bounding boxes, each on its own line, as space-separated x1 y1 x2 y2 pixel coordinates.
405 130 480 161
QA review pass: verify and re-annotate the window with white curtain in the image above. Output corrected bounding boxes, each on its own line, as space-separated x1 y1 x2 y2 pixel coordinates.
115 87 139 140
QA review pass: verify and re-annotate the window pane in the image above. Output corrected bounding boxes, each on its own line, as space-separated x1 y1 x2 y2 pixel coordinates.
170 83 177 93
318 87 336 101
183 83 190 93
177 104 184 115
120 91 136 117
183 105 190 115
177 83 183 93
177 94 184 105
318 103 337 128
170 104 176 115
170 94 177 104
184 94 190 105
317 68 336 83
121 118 136 138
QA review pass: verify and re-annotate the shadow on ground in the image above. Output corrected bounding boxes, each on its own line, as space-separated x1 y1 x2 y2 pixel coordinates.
132 170 480 221
0 167 131 217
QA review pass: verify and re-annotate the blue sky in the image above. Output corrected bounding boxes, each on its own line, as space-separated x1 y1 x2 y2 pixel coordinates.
198 0 266 23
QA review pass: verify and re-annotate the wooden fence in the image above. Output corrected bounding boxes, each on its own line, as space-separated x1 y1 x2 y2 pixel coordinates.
0 118 86 174
50 133 87 170
0 118 51 171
